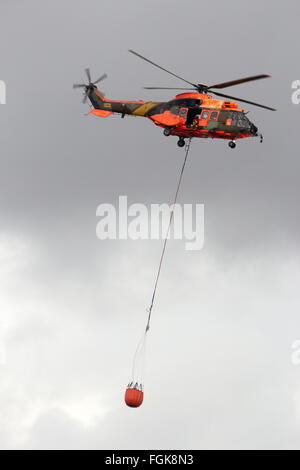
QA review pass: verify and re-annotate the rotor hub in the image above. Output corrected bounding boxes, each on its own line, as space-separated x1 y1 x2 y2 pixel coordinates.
196 84 209 93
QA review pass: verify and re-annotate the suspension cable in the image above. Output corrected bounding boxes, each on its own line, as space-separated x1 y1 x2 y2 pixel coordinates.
145 138 192 332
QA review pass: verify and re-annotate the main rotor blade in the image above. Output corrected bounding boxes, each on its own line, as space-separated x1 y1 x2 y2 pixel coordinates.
143 87 195 90
82 93 88 104
213 91 276 111
85 68 91 83
73 83 86 89
208 74 271 90
129 49 195 87
94 73 107 85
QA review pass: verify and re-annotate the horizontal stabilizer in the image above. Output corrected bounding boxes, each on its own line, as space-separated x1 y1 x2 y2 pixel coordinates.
89 109 112 118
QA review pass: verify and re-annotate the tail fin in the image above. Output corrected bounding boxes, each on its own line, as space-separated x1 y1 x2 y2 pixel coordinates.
89 87 107 109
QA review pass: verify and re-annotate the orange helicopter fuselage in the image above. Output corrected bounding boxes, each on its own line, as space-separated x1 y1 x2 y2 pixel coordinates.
88 89 258 141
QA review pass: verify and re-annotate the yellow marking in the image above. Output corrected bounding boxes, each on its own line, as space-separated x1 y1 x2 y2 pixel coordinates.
104 102 111 108
132 102 161 116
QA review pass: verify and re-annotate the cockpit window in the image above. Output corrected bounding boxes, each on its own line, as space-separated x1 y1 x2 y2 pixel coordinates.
237 113 250 128
227 111 250 128
179 108 187 117
228 111 238 125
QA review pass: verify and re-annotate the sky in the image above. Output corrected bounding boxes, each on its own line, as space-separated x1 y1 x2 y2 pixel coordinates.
0 0 300 450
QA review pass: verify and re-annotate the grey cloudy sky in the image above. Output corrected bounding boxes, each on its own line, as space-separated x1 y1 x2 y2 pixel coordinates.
0 0 300 449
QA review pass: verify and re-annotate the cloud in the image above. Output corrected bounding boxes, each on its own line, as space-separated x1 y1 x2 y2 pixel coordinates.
0 229 300 449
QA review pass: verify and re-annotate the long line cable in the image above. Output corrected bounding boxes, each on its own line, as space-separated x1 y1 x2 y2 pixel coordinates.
145 138 192 333
129 138 192 389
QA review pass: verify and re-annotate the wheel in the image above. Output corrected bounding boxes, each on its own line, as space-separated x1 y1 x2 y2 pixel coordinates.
163 128 172 137
228 141 236 149
177 138 185 148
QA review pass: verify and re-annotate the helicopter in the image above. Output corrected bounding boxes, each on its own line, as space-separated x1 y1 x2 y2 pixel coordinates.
73 50 276 149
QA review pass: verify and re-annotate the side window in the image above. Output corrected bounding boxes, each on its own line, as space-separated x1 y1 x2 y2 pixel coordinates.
170 105 180 115
179 108 187 117
226 111 233 126
210 111 219 120
201 110 209 119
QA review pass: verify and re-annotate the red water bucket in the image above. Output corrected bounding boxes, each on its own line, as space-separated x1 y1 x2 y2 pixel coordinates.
125 387 144 408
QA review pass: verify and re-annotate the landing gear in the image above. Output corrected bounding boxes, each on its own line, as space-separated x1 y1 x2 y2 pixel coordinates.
163 128 172 137
177 137 185 148
228 140 236 149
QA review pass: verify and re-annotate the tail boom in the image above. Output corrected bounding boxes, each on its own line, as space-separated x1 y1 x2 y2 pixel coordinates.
89 88 162 117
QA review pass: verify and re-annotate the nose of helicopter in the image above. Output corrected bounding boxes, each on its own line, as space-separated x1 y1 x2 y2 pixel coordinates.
251 124 258 135
246 116 258 135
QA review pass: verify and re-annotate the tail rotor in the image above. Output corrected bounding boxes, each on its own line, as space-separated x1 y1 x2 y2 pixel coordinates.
73 68 107 103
